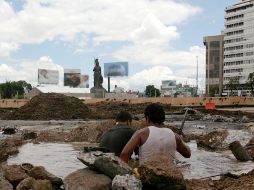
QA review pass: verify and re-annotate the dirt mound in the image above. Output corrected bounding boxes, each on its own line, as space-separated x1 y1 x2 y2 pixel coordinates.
3 93 90 120
88 102 174 119
186 170 254 190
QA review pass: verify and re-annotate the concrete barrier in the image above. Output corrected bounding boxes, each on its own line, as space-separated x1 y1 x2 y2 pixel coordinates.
1 97 254 108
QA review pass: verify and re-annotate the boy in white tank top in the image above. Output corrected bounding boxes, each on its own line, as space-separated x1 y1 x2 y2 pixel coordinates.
120 103 191 164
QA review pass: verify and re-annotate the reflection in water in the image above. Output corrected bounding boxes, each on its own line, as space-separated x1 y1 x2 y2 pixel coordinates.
8 143 85 178
177 141 254 179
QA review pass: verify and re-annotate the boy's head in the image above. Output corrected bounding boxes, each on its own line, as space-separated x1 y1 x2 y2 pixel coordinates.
116 111 133 124
144 103 165 125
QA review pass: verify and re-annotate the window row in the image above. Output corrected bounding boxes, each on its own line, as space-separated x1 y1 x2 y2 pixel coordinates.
226 22 244 29
224 37 244 44
224 59 254 66
224 45 243 51
224 44 254 51
224 53 243 58
224 76 246 81
225 14 244 21
226 4 253 14
226 30 244 36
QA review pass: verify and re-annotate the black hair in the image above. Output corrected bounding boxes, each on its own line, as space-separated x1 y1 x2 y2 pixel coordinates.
144 103 165 124
116 111 133 122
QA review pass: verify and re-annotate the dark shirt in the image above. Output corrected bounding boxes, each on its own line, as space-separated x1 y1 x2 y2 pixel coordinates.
99 125 136 157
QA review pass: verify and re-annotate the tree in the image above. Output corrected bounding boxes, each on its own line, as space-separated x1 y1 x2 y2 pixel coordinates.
145 85 161 97
0 80 32 99
225 77 240 96
247 72 254 95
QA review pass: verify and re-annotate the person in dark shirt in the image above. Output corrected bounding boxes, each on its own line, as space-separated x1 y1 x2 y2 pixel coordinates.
99 111 136 157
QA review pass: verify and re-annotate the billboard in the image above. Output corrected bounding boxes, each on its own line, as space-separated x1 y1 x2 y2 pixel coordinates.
38 69 59 85
64 69 81 87
104 62 128 77
161 80 176 89
78 74 89 88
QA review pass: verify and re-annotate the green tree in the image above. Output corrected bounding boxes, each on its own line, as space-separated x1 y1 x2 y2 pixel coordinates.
247 72 254 95
0 80 32 99
145 85 161 97
225 77 240 96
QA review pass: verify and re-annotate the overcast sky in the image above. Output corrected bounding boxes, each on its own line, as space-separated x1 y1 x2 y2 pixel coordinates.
0 0 239 92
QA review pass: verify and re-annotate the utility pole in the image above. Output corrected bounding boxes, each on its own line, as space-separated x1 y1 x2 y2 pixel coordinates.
196 56 199 97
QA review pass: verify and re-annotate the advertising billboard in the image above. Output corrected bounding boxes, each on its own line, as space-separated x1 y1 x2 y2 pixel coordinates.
38 69 59 85
78 74 89 88
161 80 176 89
64 69 81 87
104 62 128 77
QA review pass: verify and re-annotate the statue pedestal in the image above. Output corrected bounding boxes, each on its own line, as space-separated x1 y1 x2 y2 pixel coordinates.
90 87 106 98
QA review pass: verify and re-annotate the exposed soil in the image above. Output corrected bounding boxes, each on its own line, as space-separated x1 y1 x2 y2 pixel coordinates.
2 93 91 120
186 169 254 190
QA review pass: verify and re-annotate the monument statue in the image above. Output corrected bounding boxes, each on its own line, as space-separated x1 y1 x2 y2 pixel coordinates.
90 58 106 96
93 59 103 88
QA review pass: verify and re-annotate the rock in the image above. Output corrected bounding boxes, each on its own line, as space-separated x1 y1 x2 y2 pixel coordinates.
229 141 251 161
94 155 132 178
78 151 132 178
23 131 38 140
77 151 109 169
64 168 111 190
0 173 13 190
138 155 186 190
197 130 229 151
1 165 28 186
2 127 16 135
0 137 22 162
241 116 250 123
112 174 142 190
245 137 254 160
16 177 53 190
28 166 63 187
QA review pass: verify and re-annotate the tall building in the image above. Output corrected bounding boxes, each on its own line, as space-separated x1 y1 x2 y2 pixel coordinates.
223 0 254 95
203 35 224 96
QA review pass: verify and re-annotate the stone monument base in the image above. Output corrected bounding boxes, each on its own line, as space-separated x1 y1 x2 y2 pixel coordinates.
90 87 106 98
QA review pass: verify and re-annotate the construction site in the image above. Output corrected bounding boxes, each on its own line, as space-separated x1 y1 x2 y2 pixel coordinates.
0 93 254 189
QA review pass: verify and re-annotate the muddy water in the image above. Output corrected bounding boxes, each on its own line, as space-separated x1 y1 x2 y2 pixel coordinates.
7 143 85 178
177 141 254 179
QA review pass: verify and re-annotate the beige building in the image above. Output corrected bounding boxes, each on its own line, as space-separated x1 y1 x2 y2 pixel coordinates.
203 35 224 96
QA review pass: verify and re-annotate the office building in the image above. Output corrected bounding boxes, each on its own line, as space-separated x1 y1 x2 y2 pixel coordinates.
223 0 254 95
203 35 224 96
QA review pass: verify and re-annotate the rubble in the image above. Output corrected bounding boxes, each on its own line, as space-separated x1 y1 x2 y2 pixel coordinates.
112 174 142 190
0 164 63 190
197 130 229 151
77 151 132 178
138 155 186 190
0 137 23 162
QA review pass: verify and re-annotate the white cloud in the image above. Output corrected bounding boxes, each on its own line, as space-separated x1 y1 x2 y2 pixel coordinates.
0 42 19 58
0 56 64 85
0 0 201 52
104 64 204 92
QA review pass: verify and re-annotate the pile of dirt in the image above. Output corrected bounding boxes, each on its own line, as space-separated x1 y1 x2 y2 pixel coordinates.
2 93 90 120
186 170 254 190
88 102 175 119
199 108 254 121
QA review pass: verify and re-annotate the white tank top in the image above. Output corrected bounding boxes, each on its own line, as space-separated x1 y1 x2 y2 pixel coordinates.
139 126 177 164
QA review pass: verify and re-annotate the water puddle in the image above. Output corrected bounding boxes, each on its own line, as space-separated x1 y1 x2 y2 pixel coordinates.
177 141 254 179
6 130 254 180
7 143 85 178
